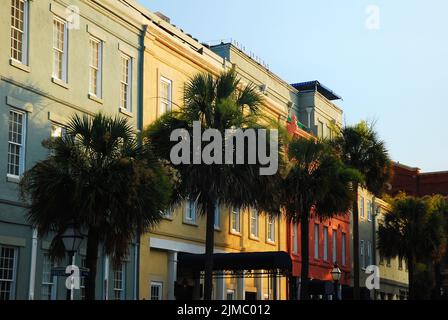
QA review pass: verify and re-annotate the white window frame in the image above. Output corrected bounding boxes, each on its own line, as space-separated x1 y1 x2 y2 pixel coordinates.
314 224 319 259
89 36 103 98
267 216 275 243
150 281 163 300
184 199 197 224
160 77 172 116
120 53 132 111
292 223 298 255
249 208 259 239
231 208 241 234
0 246 18 300
80 256 87 300
112 264 125 300
360 240 365 269
41 252 57 300
50 123 66 138
323 226 328 261
367 200 373 222
332 229 337 263
341 233 346 266
10 0 29 65
214 203 220 230
7 109 26 178
52 16 68 82
226 289 235 300
367 241 372 266
360 197 365 219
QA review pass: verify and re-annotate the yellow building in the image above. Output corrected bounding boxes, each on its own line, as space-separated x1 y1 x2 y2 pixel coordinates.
129 3 292 300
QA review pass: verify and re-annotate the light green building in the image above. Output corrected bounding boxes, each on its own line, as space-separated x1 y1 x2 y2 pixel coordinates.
0 0 146 300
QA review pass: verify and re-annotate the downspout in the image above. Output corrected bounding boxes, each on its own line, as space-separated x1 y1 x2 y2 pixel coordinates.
28 228 38 300
133 24 148 301
372 197 377 300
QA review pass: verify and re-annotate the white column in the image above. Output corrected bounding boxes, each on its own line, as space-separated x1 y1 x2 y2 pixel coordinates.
237 276 245 300
256 272 263 300
104 255 109 300
167 251 178 300
216 272 226 300
306 107 313 128
28 228 38 300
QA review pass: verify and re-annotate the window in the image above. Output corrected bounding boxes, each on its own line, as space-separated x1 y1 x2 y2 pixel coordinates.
160 77 172 116
214 203 220 230
51 123 66 138
150 281 163 300
231 208 240 233
367 200 373 222
41 253 56 300
317 121 324 138
360 240 365 269
185 199 197 224
113 264 125 300
323 227 328 261
292 223 298 255
250 209 259 238
120 54 132 111
89 37 103 97
360 197 365 219
341 233 346 266
80 257 87 300
267 216 275 243
7 110 26 177
314 224 319 259
367 241 372 266
0 246 17 300
53 17 68 82
10 0 29 64
226 289 235 300
332 229 337 263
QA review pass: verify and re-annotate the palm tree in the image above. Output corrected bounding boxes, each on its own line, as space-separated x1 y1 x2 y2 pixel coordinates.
332 122 392 299
280 137 361 300
145 69 284 300
20 113 173 300
377 194 447 300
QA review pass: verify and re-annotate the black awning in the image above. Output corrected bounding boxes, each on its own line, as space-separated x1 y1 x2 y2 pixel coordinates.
178 251 292 272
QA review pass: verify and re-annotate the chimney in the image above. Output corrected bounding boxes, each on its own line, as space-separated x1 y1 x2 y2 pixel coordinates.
154 11 170 24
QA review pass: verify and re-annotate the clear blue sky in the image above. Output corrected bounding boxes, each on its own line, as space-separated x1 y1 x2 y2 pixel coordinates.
140 0 448 172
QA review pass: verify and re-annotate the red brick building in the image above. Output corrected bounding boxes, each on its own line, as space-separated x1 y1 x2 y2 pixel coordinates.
390 163 448 197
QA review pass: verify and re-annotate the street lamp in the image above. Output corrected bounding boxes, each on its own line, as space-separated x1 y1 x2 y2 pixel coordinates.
61 221 84 300
330 264 342 301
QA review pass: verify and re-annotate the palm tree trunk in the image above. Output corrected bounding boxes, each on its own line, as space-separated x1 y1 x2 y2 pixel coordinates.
352 185 360 300
204 201 216 300
85 228 100 300
300 214 310 300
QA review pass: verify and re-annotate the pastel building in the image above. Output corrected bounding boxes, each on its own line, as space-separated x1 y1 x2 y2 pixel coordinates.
0 0 144 300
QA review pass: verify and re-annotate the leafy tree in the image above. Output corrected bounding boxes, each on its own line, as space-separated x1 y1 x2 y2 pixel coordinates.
20 113 173 300
332 122 392 299
281 137 361 300
378 194 447 300
145 69 284 300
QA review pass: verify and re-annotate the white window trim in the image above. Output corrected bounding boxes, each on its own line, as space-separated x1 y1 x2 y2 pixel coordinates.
230 208 241 234
0 246 18 300
89 36 103 98
150 281 163 300
184 199 197 225
267 216 276 244
292 223 298 255
367 200 373 222
120 53 132 112
332 229 337 263
249 209 259 239
41 253 57 300
214 203 220 230
323 227 328 261
159 77 172 117
10 0 29 66
7 109 27 180
341 233 346 266
112 264 125 300
52 16 68 83
314 224 319 259
226 289 235 300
